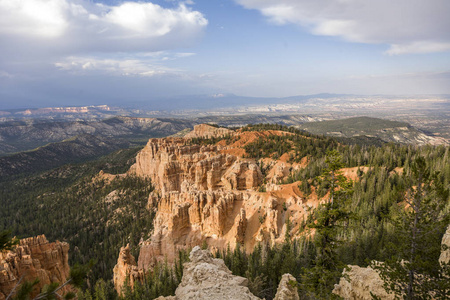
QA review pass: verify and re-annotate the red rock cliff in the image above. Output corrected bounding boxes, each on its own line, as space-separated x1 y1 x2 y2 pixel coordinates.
0 235 70 300
114 126 319 292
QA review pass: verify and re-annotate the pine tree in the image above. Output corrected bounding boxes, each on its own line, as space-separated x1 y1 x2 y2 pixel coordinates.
0 230 19 252
301 150 353 298
373 156 450 299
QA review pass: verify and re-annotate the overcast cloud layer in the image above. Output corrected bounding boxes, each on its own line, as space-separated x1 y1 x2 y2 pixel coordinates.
236 0 450 55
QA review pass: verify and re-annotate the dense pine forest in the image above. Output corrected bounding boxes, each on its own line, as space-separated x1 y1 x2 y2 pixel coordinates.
0 147 154 284
1 124 449 299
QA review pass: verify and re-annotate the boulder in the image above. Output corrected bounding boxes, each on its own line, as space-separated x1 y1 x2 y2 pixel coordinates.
274 273 299 300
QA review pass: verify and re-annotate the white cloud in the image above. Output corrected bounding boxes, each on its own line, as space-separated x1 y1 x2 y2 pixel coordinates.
54 56 178 77
385 42 450 55
0 0 207 55
0 0 70 38
103 2 206 38
53 51 198 77
236 0 450 54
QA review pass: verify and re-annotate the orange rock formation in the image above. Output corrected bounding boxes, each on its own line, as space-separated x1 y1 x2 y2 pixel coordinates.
183 124 233 139
114 124 321 292
113 244 145 296
0 235 70 300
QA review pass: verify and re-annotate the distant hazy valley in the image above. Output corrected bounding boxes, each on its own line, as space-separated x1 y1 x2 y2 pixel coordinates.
1 93 448 142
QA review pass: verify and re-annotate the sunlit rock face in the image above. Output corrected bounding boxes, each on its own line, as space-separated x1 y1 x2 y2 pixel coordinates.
115 125 319 293
274 273 300 300
0 235 71 300
131 138 261 195
183 124 233 139
113 244 145 296
129 135 264 271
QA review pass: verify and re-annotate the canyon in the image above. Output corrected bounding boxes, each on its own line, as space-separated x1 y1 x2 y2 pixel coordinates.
132 127 312 253
1 123 448 299
113 124 316 292
110 124 450 298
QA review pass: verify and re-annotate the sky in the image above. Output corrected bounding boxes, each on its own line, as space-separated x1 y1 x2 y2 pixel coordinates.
0 0 449 109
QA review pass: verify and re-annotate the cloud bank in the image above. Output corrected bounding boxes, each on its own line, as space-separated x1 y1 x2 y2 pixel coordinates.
236 0 450 54
54 52 195 77
0 0 208 57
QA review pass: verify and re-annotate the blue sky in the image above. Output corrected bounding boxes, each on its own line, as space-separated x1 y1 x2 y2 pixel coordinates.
0 0 449 109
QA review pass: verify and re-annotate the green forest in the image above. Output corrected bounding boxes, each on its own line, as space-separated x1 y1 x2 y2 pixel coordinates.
1 124 449 299
0 147 154 283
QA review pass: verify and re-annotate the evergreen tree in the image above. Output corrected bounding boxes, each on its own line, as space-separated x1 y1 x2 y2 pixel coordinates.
0 230 18 252
373 157 450 299
302 150 353 298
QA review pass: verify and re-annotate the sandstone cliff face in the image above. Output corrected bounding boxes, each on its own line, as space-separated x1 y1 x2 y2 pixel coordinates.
184 124 233 139
138 190 248 270
131 138 261 195
0 235 70 300
129 136 267 269
115 127 319 292
113 244 145 296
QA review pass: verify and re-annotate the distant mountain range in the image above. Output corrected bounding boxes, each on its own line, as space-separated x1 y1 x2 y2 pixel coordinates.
0 93 354 112
0 116 195 156
298 117 447 145
0 134 133 177
2 94 448 118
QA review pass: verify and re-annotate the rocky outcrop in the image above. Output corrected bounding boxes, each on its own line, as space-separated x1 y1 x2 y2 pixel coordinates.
184 124 233 139
0 235 70 300
113 244 145 296
332 265 395 300
138 190 246 269
439 224 450 266
156 246 260 300
156 247 299 300
274 273 299 300
334 225 450 300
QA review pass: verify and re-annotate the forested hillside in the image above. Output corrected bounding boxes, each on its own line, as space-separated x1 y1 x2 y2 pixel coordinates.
0 134 133 177
0 147 154 285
